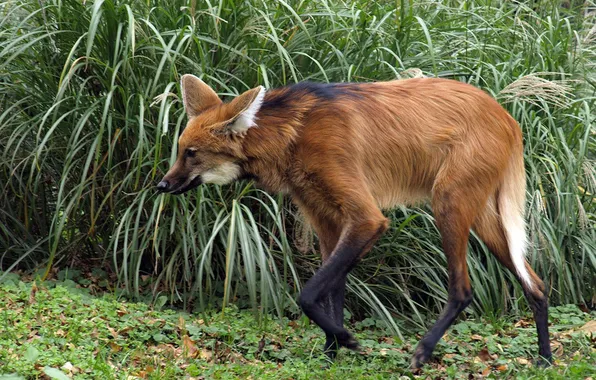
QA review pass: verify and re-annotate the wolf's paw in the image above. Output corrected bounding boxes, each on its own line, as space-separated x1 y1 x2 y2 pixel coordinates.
410 343 432 369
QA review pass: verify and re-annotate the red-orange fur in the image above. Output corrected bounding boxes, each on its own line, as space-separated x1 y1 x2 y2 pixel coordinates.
184 79 514 219
163 77 551 366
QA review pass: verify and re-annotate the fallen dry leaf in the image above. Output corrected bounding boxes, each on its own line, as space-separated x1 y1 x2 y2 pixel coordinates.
578 320 596 334
182 335 198 358
496 364 508 371
471 334 484 341
382 336 394 345
61 361 80 374
178 316 186 332
110 342 122 353
91 327 99 339
481 366 491 376
199 348 213 361
478 347 498 362
151 343 178 356
552 340 564 356
107 325 119 339
28 281 38 305
515 357 530 365
118 326 133 336
514 319 533 328
61 362 74 372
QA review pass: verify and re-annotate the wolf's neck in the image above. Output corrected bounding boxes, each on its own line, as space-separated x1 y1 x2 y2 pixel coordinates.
237 88 315 193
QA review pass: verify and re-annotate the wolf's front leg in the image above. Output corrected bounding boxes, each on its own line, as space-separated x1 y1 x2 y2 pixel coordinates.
298 217 388 356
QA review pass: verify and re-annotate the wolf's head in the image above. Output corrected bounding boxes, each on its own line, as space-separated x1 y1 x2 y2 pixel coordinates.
157 75 265 194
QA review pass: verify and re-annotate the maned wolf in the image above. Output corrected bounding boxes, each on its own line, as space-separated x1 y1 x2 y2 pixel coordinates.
157 75 552 367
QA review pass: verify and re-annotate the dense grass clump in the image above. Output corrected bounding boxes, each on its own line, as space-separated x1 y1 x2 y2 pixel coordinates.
1 0 594 330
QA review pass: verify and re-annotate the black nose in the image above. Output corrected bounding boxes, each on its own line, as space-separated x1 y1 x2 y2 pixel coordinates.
156 180 169 192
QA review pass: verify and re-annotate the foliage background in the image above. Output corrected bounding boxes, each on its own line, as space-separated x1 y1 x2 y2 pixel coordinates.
1 0 595 332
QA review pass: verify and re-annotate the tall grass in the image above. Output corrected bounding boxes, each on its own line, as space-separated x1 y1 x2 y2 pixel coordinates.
1 0 594 331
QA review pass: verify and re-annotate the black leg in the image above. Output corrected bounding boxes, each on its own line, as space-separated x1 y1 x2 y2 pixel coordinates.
472 200 552 366
411 290 473 367
523 287 552 365
412 196 474 368
299 220 387 353
299 247 360 350
323 275 347 358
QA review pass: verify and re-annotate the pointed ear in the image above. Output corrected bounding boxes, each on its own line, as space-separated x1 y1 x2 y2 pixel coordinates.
180 74 222 118
218 86 266 136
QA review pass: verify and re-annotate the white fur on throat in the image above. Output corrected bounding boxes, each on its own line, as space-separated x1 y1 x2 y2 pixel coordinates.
228 86 266 135
201 162 241 185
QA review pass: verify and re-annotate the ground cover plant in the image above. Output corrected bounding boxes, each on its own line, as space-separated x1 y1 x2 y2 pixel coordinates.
0 276 595 379
0 0 595 376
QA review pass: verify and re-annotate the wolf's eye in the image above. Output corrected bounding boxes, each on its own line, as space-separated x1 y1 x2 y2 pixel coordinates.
184 149 196 158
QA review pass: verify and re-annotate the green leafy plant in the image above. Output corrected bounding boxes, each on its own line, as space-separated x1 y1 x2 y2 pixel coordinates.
0 0 594 332
1 281 595 379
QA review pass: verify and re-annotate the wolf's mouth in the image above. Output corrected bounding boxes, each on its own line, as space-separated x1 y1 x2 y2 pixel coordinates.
172 175 203 195
158 175 203 195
